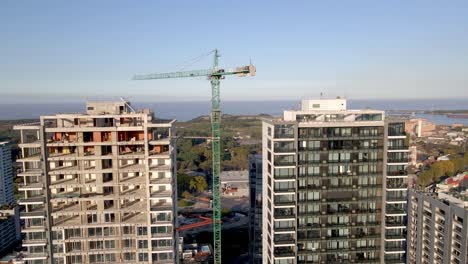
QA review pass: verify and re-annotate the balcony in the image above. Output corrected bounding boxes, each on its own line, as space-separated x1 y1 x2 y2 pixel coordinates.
274 226 295 232
20 209 46 219
19 196 45 205
149 163 171 171
150 203 173 212
150 190 172 198
18 169 43 177
273 247 295 258
18 182 44 191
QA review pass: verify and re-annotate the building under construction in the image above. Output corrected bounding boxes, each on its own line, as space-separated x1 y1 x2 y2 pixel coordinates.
14 101 178 264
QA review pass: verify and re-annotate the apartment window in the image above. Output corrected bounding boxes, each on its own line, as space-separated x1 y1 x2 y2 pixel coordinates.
89 241 104 250
104 213 115 223
103 227 115 236
123 253 135 261
138 240 148 249
87 214 97 224
105 240 115 249
138 253 148 262
123 239 133 248
137 227 147 236
274 124 294 138
68 256 82 264
65 228 81 239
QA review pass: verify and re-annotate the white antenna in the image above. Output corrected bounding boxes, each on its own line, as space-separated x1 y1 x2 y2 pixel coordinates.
120 97 136 113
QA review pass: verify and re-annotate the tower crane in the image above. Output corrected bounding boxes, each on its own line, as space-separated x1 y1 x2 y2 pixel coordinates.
133 50 255 264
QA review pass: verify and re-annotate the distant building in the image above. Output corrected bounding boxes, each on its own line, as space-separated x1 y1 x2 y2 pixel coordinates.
261 98 409 264
0 142 15 205
407 189 467 264
405 119 436 137
248 154 262 264
14 101 178 264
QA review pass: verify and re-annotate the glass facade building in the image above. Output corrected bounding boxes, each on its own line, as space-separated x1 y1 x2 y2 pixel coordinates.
261 99 408 264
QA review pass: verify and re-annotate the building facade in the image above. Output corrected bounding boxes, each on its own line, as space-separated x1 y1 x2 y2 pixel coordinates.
14 101 178 264
261 99 408 264
249 154 263 264
383 121 409 263
0 208 21 257
0 142 15 205
407 190 468 264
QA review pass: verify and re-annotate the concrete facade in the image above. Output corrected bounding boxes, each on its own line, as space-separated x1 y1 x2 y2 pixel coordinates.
407 190 468 264
261 99 409 264
14 101 178 264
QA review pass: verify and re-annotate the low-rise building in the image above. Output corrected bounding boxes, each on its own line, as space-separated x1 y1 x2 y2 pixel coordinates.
220 171 249 197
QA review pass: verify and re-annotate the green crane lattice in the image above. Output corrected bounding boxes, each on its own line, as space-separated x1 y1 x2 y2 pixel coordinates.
133 49 255 264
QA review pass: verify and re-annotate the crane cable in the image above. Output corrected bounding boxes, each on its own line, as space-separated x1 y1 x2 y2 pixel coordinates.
175 50 215 72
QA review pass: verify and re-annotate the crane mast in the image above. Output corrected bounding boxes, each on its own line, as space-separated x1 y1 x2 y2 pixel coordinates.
133 49 255 264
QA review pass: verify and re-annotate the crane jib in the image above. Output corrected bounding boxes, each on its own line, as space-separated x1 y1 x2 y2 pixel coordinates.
132 50 255 264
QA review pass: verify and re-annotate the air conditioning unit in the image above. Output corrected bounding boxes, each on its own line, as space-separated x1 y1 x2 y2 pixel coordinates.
322 160 327 164
322 199 327 202
322 186 326 189
322 148 327 151
352 222 356 226
322 173 327 176
352 210 356 213
352 197 357 201
352 185 357 188
353 160 357 163
321 223 326 227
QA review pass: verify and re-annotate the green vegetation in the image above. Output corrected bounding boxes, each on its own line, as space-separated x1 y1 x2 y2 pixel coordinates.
175 115 264 197
178 199 195 207
189 176 208 193
416 155 468 186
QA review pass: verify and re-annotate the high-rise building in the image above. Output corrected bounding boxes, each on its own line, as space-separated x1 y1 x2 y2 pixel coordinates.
383 120 409 263
0 207 21 256
14 101 178 264
407 189 467 264
249 154 263 264
261 98 409 264
0 141 20 257
0 141 15 205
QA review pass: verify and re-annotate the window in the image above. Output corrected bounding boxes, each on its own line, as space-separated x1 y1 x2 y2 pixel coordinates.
138 240 148 249
138 253 148 262
137 227 147 236
104 213 115 223
87 214 97 224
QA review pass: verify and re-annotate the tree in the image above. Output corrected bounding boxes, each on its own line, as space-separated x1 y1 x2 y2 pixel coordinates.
177 173 192 197
181 191 192 199
189 176 208 193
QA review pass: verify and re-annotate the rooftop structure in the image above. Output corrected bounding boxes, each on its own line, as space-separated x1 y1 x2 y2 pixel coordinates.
261 98 409 264
14 101 178 264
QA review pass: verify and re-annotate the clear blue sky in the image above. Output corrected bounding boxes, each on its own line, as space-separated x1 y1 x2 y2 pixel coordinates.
1 0 467 103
